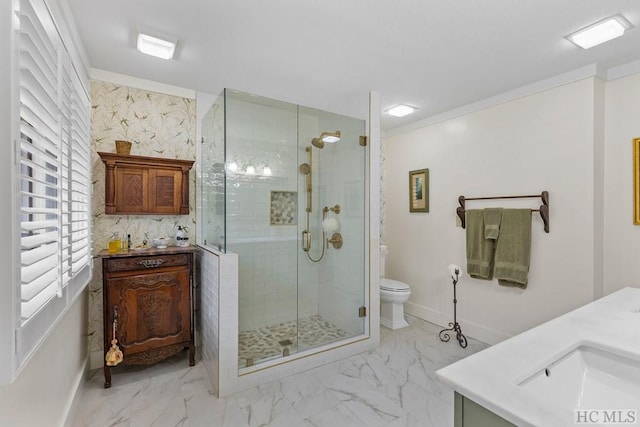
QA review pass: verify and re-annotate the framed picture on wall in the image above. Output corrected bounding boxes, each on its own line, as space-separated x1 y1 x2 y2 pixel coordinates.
634 138 640 225
409 168 429 213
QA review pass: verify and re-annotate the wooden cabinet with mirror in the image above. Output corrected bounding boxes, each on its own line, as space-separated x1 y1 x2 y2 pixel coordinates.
98 152 194 215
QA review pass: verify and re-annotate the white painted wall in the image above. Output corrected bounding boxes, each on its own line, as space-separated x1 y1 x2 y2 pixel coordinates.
383 78 600 344
0 295 88 426
593 78 606 300
604 73 640 294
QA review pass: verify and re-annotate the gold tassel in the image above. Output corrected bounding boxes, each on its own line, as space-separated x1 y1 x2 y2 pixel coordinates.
105 318 123 366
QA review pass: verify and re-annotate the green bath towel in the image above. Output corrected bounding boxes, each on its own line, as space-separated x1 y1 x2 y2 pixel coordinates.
466 209 495 280
494 209 532 289
483 208 503 240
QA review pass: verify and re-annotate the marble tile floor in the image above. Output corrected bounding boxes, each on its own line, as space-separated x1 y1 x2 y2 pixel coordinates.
71 316 488 427
238 315 348 368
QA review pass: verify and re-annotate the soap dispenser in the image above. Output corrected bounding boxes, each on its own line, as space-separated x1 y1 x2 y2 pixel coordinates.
176 226 184 246
108 232 121 253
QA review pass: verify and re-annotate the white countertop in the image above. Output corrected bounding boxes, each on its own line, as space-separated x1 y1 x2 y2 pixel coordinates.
436 287 640 426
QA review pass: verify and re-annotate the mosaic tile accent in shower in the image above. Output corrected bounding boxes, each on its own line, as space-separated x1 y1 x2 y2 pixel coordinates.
270 190 297 225
238 315 348 368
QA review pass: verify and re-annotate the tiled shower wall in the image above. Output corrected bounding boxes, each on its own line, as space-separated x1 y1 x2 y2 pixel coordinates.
299 109 367 337
224 93 319 332
234 240 303 331
197 248 219 395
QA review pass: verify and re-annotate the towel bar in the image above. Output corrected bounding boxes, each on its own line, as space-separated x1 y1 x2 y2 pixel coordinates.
456 191 549 233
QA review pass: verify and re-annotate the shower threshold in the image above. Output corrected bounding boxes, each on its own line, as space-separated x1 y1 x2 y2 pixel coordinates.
238 315 348 368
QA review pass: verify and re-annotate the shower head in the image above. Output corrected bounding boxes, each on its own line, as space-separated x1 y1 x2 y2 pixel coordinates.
299 163 311 175
321 131 341 143
311 131 341 149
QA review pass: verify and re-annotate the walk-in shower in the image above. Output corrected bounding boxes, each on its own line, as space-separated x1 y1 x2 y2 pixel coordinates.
199 89 370 374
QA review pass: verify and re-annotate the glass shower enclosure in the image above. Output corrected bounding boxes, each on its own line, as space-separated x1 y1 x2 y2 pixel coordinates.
200 89 367 370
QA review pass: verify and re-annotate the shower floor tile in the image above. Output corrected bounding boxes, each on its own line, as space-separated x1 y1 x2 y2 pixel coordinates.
238 315 348 367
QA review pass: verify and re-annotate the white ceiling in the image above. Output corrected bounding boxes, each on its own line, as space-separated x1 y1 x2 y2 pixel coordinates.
66 0 640 131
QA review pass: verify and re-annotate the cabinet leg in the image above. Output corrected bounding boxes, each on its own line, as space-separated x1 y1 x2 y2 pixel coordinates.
104 365 112 389
189 344 195 366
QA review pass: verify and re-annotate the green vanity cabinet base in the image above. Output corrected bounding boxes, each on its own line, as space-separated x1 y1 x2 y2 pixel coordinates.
455 392 516 427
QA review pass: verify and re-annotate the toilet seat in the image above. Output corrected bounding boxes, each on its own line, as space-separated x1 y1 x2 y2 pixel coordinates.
381 278 410 292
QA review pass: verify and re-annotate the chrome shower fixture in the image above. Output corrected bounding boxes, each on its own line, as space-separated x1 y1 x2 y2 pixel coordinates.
311 130 341 149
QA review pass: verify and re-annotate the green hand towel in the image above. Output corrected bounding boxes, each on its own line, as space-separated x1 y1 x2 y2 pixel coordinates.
483 208 503 240
466 209 494 280
494 209 532 289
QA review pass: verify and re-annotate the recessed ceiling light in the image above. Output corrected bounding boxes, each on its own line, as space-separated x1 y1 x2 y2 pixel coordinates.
387 104 417 117
566 15 632 49
137 33 177 59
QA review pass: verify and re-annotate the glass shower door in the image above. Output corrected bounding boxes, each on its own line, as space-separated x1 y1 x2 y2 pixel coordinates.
296 107 366 353
204 89 368 370
225 90 300 368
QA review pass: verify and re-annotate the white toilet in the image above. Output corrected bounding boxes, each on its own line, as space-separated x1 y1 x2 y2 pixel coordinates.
380 245 412 330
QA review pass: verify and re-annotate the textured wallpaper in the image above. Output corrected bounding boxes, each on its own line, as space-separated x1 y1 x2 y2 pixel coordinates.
88 81 196 359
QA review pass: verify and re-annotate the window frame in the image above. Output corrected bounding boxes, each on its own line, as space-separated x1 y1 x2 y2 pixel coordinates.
1 0 92 384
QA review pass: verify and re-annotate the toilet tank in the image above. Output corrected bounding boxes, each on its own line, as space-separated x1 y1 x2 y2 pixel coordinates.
380 244 388 278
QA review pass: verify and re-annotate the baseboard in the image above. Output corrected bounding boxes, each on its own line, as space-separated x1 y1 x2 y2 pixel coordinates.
404 301 510 345
62 356 89 427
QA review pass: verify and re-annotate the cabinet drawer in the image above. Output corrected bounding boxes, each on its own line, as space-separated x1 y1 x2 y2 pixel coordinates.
105 254 190 272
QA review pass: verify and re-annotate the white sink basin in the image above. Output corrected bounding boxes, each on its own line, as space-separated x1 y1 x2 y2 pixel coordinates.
518 344 640 410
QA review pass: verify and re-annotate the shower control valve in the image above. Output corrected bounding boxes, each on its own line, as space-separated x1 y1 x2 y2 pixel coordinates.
327 232 343 250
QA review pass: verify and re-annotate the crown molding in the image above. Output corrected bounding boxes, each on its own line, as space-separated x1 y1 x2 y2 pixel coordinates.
385 64 603 137
91 68 196 99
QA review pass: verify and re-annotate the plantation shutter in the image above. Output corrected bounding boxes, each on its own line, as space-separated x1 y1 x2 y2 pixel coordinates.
16 0 92 363
60 50 73 295
68 69 92 301
19 0 63 323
